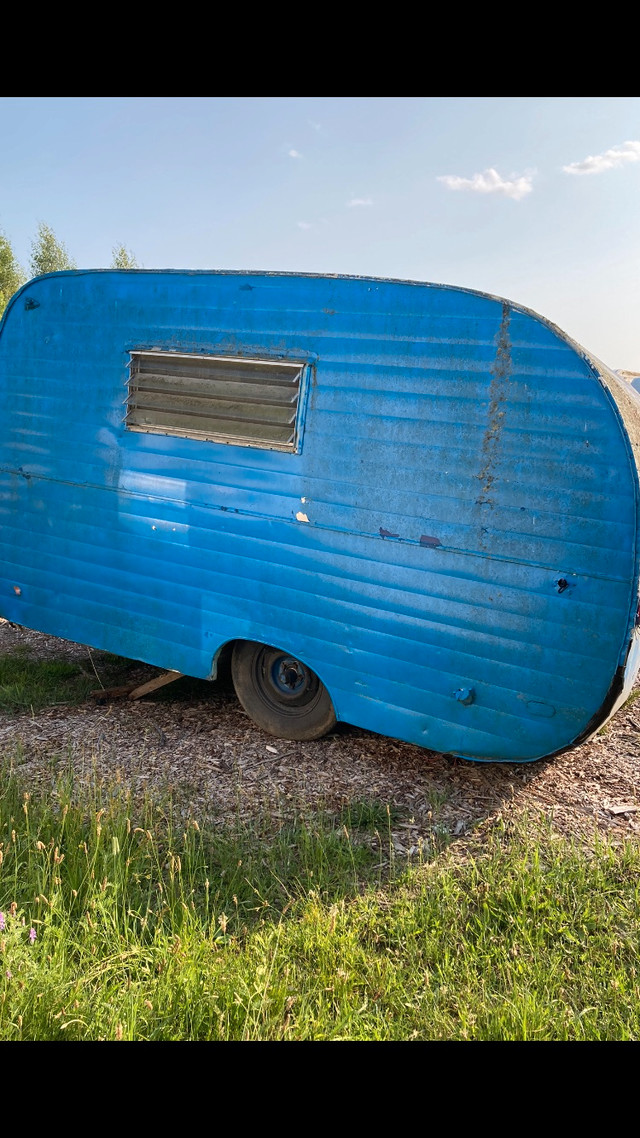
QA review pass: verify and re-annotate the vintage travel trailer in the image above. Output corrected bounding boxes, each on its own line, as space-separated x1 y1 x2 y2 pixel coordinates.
1 269 639 762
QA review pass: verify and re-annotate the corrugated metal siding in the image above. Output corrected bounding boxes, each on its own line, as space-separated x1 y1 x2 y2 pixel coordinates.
0 270 638 761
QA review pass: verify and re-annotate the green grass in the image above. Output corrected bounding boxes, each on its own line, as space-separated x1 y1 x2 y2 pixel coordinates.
0 651 137 713
1 761 639 1040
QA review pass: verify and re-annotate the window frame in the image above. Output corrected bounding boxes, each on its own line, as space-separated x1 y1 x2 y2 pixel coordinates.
125 349 309 453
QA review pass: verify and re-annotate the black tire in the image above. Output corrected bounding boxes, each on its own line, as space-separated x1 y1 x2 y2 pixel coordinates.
231 640 337 742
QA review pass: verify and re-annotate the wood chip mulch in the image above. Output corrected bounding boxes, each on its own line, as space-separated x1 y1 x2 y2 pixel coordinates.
1 620 639 854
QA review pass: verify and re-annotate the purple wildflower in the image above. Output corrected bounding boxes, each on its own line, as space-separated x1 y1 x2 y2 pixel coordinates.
5 970 11 980
0 912 5 931
29 927 36 944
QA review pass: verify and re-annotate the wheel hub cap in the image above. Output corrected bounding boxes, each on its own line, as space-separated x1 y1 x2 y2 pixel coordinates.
276 658 305 693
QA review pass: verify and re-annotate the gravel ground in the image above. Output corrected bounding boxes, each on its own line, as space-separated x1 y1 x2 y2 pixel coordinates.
1 619 639 852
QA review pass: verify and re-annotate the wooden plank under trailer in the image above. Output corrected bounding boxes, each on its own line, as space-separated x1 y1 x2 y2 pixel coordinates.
91 670 184 703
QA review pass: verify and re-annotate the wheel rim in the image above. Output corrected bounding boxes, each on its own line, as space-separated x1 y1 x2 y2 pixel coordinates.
259 649 321 710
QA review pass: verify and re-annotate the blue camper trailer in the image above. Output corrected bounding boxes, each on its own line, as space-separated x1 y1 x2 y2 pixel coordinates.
1 269 639 763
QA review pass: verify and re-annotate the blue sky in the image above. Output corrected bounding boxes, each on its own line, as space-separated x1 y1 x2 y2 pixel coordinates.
1 96 639 368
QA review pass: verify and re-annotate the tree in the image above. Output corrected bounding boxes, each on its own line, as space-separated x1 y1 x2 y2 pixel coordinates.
111 244 138 269
0 231 26 315
29 222 76 277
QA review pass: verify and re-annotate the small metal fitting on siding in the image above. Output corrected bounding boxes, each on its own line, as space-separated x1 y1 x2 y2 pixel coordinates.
454 687 474 706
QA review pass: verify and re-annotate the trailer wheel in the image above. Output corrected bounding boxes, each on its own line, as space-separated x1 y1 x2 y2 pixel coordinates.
231 641 337 741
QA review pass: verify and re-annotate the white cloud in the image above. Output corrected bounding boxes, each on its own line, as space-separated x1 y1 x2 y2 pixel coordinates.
288 148 302 159
563 140 640 175
308 120 322 132
348 196 373 207
297 221 312 230
437 167 534 201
